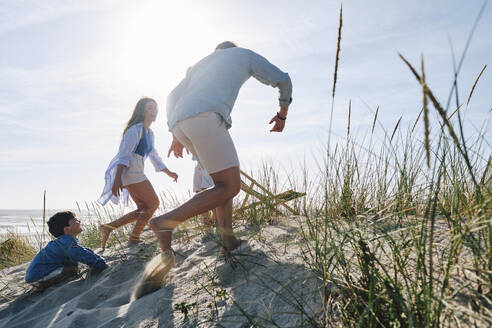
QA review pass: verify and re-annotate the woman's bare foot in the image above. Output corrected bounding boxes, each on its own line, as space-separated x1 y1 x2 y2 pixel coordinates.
128 236 143 246
99 224 115 250
201 211 215 226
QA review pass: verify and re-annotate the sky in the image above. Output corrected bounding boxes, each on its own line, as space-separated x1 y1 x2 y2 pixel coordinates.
0 0 490 209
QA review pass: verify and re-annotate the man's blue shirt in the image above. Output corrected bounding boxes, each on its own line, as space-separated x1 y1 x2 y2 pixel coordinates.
25 234 108 283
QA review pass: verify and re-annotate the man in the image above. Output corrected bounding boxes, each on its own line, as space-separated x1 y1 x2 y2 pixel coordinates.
149 41 292 257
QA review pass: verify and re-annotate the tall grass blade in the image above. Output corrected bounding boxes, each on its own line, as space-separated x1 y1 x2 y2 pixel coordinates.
411 107 423 133
467 64 487 105
445 0 488 110
421 54 431 167
327 2 343 155
372 106 379 134
399 52 479 188
347 99 351 138
390 116 402 143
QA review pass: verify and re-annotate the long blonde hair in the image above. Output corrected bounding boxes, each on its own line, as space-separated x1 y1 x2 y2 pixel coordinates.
122 97 156 137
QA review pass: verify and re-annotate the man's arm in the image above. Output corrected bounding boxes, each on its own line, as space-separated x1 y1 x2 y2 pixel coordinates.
249 51 292 106
248 51 292 131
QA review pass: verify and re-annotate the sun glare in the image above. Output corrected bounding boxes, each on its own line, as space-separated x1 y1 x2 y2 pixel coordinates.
116 1 219 92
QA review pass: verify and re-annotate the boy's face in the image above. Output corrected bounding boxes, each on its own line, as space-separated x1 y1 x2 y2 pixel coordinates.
64 217 83 236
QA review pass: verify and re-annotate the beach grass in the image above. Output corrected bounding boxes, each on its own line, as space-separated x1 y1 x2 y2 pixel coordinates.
1 94 490 327
0 232 36 271
1 3 491 327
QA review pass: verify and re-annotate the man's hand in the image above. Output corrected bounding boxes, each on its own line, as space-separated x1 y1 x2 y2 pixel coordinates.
168 135 184 158
269 115 285 132
269 106 288 132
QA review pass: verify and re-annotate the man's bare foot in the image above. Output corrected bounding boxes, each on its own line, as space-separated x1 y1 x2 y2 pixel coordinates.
99 224 115 250
221 237 245 254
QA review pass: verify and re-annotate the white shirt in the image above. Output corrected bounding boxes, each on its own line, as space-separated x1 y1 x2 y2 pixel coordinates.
192 158 214 192
98 123 167 206
166 47 292 131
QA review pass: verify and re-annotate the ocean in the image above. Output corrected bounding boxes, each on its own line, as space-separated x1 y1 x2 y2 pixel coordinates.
0 209 98 237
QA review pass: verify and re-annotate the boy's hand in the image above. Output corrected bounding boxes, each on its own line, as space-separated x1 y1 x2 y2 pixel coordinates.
163 168 178 182
112 178 123 197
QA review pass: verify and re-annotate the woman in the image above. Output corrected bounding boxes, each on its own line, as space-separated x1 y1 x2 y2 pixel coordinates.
97 97 178 250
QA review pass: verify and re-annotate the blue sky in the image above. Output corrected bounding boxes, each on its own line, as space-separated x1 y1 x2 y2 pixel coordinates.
0 0 490 209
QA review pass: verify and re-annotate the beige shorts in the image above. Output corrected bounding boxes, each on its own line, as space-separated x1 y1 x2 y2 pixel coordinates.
172 111 240 174
122 154 148 187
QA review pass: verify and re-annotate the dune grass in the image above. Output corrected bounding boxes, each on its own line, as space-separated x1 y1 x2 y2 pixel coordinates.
0 233 36 271
1 3 491 327
1 103 490 327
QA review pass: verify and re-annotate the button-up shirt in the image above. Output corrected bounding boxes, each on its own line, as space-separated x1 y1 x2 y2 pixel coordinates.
166 47 292 130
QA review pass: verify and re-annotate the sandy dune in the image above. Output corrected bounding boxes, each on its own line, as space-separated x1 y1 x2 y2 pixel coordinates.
0 222 322 327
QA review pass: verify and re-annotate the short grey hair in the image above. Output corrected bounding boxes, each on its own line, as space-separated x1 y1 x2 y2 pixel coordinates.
215 41 238 50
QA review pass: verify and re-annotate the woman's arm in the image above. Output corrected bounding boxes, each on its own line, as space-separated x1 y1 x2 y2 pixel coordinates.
112 164 125 197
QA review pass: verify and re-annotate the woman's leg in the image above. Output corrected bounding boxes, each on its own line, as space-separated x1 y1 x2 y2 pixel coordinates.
100 208 143 249
125 180 160 243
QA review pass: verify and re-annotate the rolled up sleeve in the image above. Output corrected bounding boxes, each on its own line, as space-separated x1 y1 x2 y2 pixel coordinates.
249 51 292 108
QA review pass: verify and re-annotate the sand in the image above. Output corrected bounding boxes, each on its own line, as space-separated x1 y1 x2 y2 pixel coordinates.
0 221 323 327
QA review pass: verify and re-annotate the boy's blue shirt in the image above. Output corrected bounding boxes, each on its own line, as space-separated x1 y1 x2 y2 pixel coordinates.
25 234 108 283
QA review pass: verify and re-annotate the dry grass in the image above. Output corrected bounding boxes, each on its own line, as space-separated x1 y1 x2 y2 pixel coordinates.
1 2 491 327
0 233 36 271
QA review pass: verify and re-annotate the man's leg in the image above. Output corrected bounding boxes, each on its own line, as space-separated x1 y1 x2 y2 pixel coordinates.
214 198 241 250
149 166 240 251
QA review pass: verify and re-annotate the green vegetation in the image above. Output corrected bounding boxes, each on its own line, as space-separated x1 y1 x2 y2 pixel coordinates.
1 4 490 327
0 233 36 271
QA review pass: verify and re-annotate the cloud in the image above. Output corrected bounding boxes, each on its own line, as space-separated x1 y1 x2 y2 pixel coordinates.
0 1 117 35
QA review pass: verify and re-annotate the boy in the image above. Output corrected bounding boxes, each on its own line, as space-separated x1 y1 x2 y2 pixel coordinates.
25 211 108 290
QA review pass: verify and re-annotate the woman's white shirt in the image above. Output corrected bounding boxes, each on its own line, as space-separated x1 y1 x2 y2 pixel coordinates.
98 123 167 206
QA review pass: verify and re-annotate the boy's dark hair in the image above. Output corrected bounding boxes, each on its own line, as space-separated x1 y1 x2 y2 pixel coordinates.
47 211 75 237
